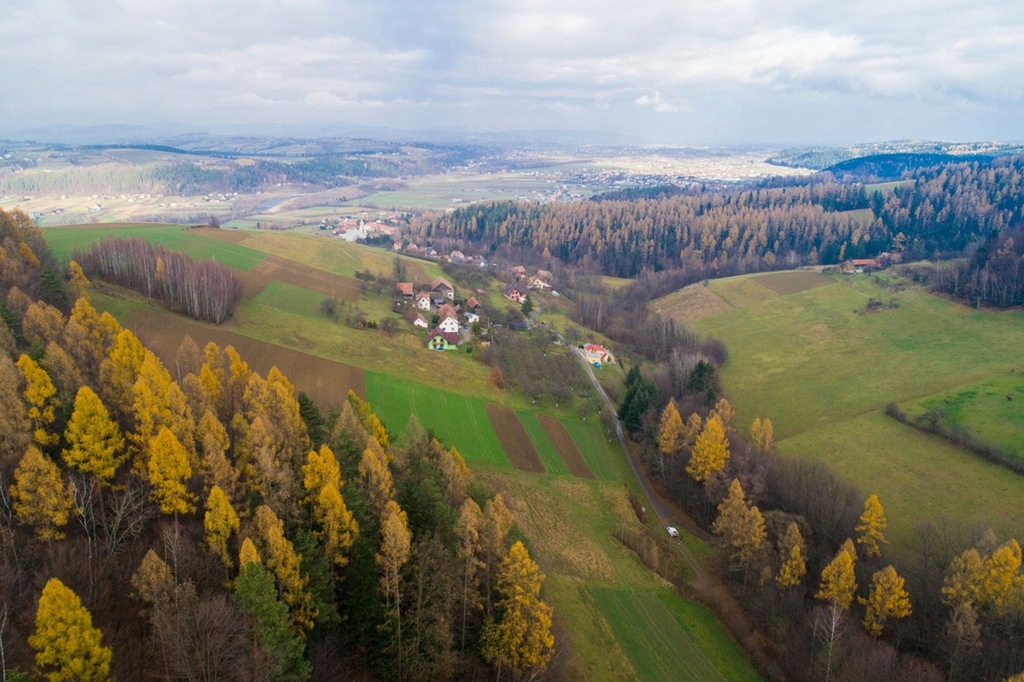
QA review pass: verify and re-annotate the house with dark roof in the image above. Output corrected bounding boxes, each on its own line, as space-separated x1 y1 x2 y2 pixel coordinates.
427 328 459 350
431 276 455 300
502 283 529 303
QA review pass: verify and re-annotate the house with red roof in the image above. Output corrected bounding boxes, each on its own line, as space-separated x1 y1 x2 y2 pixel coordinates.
583 343 614 367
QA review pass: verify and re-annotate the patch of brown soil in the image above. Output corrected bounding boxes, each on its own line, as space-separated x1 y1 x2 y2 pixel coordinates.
253 256 361 301
538 414 595 479
485 404 544 473
128 309 365 411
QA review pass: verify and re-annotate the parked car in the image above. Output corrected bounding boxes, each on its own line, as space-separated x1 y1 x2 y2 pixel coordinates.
666 526 679 539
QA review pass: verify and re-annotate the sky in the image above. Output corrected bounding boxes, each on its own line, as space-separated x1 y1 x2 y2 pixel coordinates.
2 0 1023 145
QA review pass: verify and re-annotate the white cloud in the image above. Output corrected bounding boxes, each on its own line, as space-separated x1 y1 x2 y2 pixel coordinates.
0 0 1022 142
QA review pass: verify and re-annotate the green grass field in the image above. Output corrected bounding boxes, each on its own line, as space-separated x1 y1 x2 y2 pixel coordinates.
589 588 762 682
902 372 1024 465
364 372 510 468
674 270 1024 545
518 411 572 476
43 224 268 270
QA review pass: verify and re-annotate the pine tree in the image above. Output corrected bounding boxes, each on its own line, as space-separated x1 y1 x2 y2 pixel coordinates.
687 415 730 483
63 385 126 484
147 426 196 515
10 446 75 540
775 522 807 589
16 354 60 448
204 485 241 567
817 540 858 610
711 478 767 570
481 541 555 675
234 543 311 681
855 494 888 559
860 565 912 636
29 578 112 681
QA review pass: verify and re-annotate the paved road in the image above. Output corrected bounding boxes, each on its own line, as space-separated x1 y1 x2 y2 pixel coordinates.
571 345 710 541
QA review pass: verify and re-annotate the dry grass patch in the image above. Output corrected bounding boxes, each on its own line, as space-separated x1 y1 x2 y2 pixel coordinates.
128 309 365 411
651 284 733 322
754 270 834 295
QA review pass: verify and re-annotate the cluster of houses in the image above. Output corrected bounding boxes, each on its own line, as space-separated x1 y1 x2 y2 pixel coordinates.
395 276 484 351
501 267 554 303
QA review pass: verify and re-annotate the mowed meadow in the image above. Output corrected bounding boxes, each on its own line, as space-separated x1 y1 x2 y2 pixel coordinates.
655 269 1024 545
43 223 762 681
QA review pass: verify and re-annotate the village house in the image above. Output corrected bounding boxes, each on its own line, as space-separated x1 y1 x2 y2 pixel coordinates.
415 292 433 311
427 328 459 351
527 275 552 290
431 276 455 301
510 265 527 280
413 313 429 329
841 258 881 274
396 282 414 299
502 283 529 303
438 314 460 334
466 296 483 312
583 343 614 367
437 302 459 320
536 269 553 283
464 310 480 325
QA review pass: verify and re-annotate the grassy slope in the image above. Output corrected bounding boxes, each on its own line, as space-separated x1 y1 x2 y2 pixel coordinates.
47 225 762 682
678 271 1024 544
43 224 268 271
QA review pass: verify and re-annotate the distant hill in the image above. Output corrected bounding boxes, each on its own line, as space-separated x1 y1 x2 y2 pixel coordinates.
823 152 1000 182
768 139 1024 171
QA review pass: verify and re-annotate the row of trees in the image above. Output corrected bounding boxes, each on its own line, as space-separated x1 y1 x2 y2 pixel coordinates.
73 237 241 323
0 228 554 679
644 395 1024 680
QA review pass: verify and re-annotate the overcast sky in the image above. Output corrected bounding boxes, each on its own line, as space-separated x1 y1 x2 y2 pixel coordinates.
2 0 1022 145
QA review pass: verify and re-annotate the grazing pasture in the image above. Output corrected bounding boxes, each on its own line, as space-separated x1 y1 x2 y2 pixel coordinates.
44 223 268 271
753 270 834 295
673 271 1024 545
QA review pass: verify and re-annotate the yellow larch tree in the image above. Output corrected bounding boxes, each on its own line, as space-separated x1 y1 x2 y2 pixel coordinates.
981 539 1023 615
709 397 735 430
481 541 555 676
749 417 775 454
16 354 60 448
131 350 195 470
775 521 808 589
656 400 685 473
147 426 196 515
62 385 126 484
358 439 394 517
63 297 116 383
377 499 412 677
942 547 986 611
22 300 65 349
196 409 238 500
67 259 91 301
346 389 389 448
254 503 316 632
457 497 485 651
98 327 147 422
860 564 912 636
10 446 75 540
817 540 858 610
204 485 241 568
855 494 888 559
29 577 112 682
682 412 703 450
301 445 358 567
687 415 730 484
711 478 767 570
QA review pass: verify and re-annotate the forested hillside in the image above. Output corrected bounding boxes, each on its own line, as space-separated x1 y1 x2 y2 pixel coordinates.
0 208 554 681
413 156 1024 307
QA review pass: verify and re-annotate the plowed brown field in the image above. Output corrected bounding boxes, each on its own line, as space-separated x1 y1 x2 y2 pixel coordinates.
128 309 364 410
485 404 544 473
538 414 594 479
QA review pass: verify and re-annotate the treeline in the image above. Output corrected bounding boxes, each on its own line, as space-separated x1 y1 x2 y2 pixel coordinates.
74 238 241 323
0 297 554 680
410 181 878 278
411 157 1024 308
632 393 1024 680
